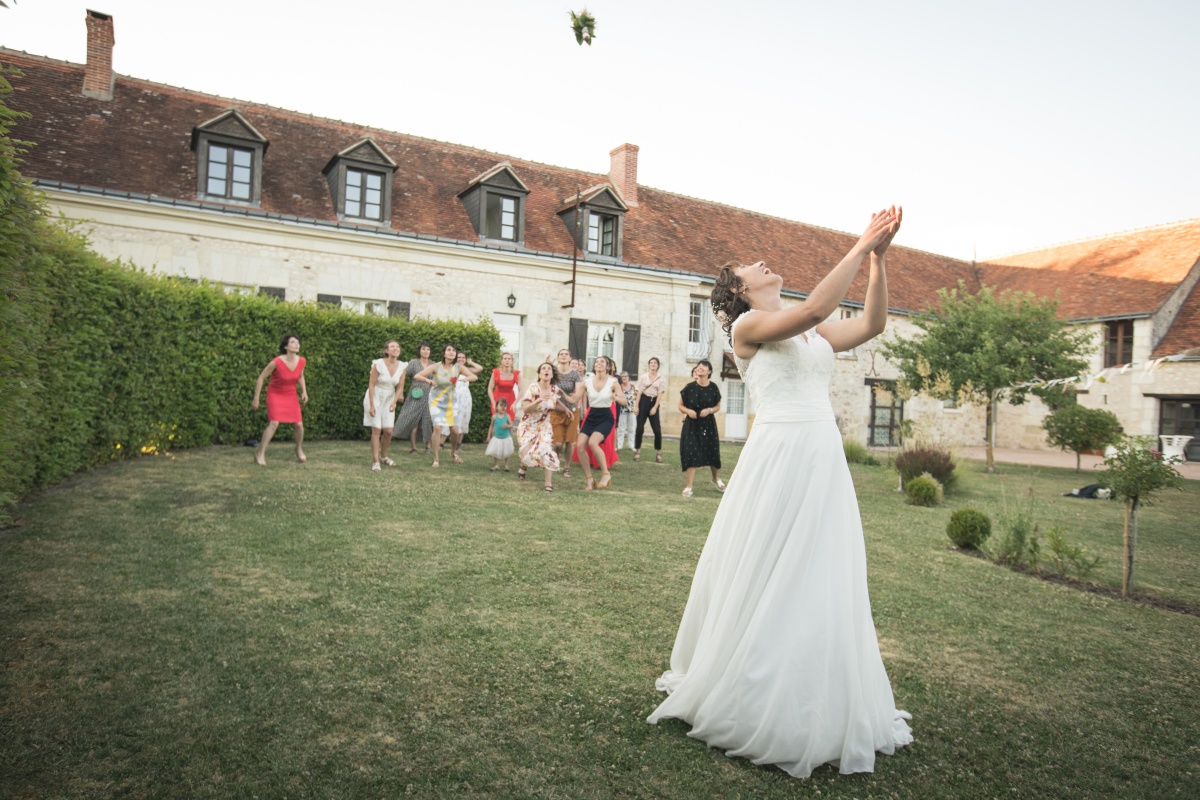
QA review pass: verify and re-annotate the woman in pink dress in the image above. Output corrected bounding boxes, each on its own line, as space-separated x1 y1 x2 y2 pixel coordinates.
251 333 309 465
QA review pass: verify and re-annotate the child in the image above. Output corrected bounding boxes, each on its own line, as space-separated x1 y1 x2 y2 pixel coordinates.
486 398 515 471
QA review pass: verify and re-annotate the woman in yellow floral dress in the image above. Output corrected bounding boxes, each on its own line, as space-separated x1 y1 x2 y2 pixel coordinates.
517 362 572 492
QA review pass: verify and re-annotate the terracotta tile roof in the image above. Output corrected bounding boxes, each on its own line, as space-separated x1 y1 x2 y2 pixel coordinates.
2 50 978 312
1153 286 1200 357
985 219 1200 283
978 220 1200 318
975 263 1175 319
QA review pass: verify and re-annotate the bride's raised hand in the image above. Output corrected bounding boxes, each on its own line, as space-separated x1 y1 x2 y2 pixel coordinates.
873 205 902 257
859 207 898 253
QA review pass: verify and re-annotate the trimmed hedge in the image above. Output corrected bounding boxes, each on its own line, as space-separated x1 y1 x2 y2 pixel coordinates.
0 76 501 516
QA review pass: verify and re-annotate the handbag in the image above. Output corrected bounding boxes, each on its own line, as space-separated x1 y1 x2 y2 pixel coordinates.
411 387 424 399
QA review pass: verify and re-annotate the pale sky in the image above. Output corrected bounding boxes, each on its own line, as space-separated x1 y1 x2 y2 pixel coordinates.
4 0 1199 261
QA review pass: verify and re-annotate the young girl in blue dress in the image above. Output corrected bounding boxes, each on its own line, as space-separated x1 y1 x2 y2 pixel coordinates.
485 398 515 472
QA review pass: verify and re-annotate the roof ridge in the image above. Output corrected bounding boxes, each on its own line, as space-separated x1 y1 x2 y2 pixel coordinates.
0 48 615 184
986 217 1200 261
637 184 971 265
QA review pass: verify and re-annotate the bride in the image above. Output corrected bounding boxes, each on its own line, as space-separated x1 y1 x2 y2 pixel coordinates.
647 206 913 778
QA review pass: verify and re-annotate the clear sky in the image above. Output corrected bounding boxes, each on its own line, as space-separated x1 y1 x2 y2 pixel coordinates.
4 0 1198 261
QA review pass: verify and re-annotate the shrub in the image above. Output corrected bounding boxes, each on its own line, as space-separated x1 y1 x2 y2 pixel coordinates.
947 508 991 549
843 438 879 466
895 445 956 490
905 473 943 507
1043 526 1102 580
988 489 1041 571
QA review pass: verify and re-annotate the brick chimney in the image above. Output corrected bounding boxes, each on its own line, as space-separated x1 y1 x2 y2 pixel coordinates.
82 10 115 101
608 143 639 207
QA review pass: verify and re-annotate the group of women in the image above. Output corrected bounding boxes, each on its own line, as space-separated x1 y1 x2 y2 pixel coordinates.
249 340 722 494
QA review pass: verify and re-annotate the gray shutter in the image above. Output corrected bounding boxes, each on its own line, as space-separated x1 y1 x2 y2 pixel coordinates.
568 318 588 361
622 324 640 377
317 294 341 306
388 301 411 320
258 286 285 301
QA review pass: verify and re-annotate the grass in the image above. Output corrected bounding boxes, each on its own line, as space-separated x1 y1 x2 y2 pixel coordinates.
1 442 1197 799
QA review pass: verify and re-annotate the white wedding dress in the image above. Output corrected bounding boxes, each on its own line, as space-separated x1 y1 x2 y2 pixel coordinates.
648 311 913 778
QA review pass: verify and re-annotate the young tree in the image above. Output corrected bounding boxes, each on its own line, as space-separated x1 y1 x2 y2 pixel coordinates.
879 282 1092 471
1101 436 1183 597
1042 404 1123 472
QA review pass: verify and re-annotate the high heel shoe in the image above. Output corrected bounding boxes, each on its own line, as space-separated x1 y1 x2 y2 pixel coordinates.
584 477 595 491
597 472 612 490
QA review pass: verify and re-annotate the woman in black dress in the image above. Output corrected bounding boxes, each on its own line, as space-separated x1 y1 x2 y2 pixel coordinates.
678 359 725 498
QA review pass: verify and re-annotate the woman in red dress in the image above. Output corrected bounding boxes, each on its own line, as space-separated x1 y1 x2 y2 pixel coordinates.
487 352 521 429
251 333 309 465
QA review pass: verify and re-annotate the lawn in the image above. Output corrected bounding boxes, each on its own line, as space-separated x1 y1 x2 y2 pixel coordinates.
1 442 1197 799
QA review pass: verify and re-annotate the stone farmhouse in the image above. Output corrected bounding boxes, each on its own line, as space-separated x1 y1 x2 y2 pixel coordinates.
4 12 1199 458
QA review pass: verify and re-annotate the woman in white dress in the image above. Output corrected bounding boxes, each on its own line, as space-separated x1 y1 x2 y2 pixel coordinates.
451 350 484 460
647 206 912 778
363 340 406 472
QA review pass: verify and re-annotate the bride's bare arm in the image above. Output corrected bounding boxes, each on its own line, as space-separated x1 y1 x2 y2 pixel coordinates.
735 207 898 347
818 206 901 351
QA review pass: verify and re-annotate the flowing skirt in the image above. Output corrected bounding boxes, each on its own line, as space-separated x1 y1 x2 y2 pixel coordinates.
648 419 912 778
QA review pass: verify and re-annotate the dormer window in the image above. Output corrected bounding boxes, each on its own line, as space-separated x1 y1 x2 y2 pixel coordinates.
486 193 519 241
344 168 384 221
458 163 530 244
587 211 618 255
558 184 628 260
206 143 253 201
191 109 267 206
323 138 397 225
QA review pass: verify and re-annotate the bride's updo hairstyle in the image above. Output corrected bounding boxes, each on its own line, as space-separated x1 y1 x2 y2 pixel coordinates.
711 261 750 339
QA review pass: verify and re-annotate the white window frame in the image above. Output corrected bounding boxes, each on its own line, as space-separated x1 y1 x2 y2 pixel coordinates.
687 297 713 360
586 322 618 366
218 282 256 297
342 297 387 317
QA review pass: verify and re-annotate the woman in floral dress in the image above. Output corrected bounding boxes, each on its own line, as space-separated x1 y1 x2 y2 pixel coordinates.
517 362 572 492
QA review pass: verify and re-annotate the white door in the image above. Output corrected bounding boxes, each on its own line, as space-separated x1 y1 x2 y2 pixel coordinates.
492 313 524 373
724 378 747 439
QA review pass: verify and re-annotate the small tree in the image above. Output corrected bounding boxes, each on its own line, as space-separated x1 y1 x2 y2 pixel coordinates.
1042 405 1123 472
879 282 1092 472
1101 436 1183 597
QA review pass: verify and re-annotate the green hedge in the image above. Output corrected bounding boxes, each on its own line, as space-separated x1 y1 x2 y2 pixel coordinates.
0 74 501 517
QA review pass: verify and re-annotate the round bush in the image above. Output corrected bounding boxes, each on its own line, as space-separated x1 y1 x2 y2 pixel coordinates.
905 474 943 507
947 508 992 549
895 446 957 489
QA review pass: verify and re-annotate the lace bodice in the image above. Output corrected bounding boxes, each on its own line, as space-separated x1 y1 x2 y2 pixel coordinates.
730 310 836 424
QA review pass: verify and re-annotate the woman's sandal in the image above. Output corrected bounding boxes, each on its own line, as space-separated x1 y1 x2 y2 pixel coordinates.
490 465 500 472
634 451 640 462
544 485 555 492
432 460 440 468
381 457 396 467
682 487 693 498
584 477 595 491
409 447 419 454
597 472 612 490
562 467 571 478
372 462 382 472
452 452 463 465
713 479 727 491
517 469 527 480
655 453 663 464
